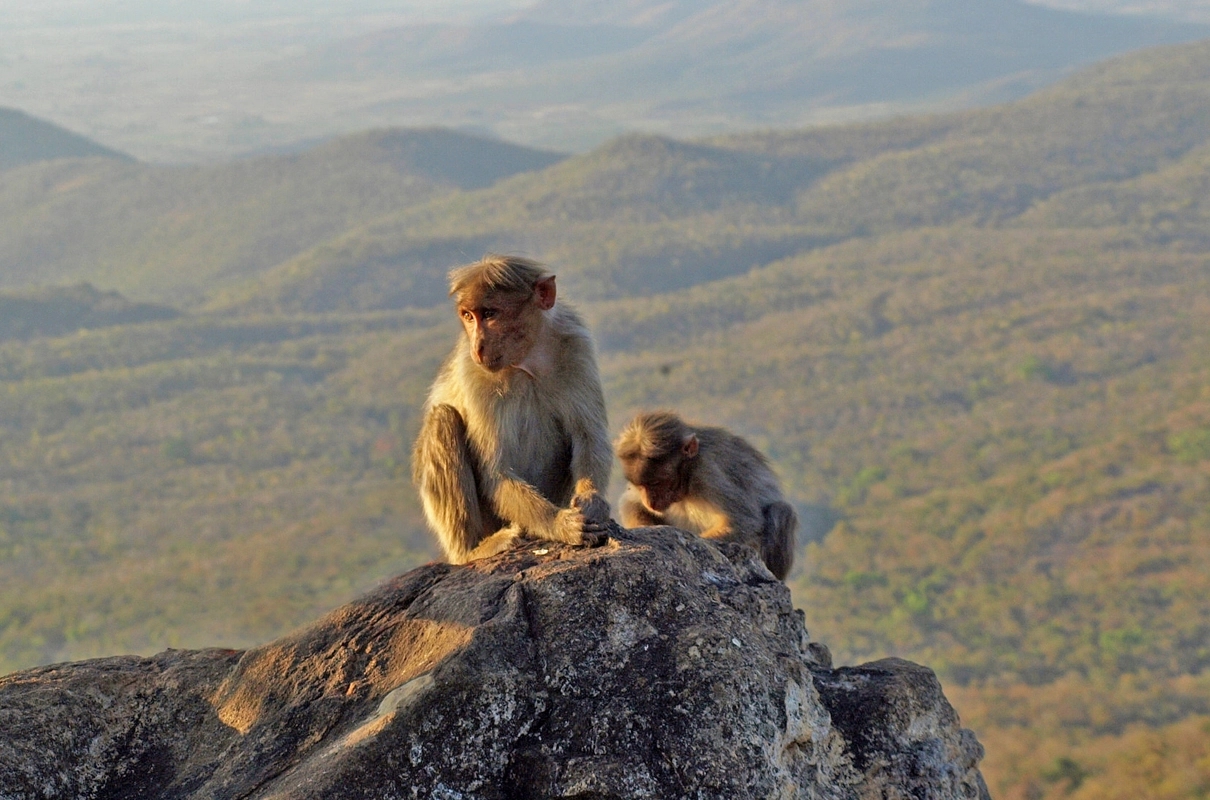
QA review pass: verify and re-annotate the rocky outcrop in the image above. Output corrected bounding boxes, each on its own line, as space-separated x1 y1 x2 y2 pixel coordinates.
0 527 989 799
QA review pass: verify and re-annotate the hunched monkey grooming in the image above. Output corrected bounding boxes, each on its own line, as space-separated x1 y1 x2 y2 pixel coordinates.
615 410 796 580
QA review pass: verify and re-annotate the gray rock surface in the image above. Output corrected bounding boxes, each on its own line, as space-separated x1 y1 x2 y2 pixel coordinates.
0 526 989 799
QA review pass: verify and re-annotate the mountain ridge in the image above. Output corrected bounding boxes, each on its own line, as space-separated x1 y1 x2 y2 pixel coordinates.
0 126 563 304
0 108 130 172
208 38 1210 315
285 0 1210 150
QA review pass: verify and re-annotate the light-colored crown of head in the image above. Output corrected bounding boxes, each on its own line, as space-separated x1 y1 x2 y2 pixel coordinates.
448 254 549 303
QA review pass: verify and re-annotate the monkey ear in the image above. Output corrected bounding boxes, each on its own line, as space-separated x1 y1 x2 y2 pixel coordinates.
535 275 557 310
682 434 699 459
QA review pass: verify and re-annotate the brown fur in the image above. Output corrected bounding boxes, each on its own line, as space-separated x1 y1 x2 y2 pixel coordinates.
413 255 612 564
615 411 797 580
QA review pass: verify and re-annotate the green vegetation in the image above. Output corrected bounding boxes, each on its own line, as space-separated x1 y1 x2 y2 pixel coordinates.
3 37 1210 800
0 128 563 305
0 309 451 666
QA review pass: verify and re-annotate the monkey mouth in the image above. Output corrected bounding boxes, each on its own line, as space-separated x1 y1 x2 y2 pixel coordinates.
646 495 674 512
474 353 509 372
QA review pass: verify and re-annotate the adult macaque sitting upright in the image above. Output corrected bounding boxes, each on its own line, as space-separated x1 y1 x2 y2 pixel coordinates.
413 255 613 564
615 411 797 580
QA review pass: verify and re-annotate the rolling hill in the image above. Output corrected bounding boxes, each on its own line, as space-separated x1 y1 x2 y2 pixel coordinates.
0 108 129 172
3 28 1208 312
0 128 563 304
0 284 179 340
206 39 1210 315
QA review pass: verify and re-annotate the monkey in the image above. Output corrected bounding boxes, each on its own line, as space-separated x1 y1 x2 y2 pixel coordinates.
615 411 797 580
412 254 613 564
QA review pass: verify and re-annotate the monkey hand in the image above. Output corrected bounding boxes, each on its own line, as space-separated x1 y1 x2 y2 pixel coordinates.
570 480 612 528
553 506 610 548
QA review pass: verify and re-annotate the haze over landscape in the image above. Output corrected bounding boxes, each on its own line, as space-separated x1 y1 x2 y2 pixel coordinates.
3 0 1210 159
3 2 1210 799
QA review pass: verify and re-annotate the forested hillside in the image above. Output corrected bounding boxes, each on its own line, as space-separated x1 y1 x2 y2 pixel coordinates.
0 128 563 303
2 38 1210 800
212 39 1210 314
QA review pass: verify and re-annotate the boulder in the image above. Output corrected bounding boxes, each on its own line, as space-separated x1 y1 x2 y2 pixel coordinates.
0 526 989 799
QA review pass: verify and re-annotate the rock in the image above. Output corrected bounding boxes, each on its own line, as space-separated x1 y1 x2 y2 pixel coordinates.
0 526 989 799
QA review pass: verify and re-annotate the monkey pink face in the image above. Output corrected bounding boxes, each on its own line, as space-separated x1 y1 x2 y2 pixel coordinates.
459 295 538 372
457 277 556 373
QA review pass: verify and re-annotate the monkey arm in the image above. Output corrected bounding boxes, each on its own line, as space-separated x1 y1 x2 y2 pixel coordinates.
564 374 613 492
573 423 612 491
546 317 611 490
490 473 559 531
489 472 608 545
571 477 611 527
412 403 488 564
556 348 612 525
568 412 612 525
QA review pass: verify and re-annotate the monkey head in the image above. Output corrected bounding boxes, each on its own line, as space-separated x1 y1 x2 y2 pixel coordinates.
450 258 557 373
615 411 699 512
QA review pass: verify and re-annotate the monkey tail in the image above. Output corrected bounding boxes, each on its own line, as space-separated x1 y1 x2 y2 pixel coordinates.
760 502 798 581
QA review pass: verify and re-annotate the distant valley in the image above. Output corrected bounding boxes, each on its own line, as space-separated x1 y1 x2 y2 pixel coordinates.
293 0 1210 150
1 0 1209 159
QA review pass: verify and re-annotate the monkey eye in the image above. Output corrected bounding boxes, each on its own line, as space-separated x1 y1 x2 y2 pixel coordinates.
481 308 497 320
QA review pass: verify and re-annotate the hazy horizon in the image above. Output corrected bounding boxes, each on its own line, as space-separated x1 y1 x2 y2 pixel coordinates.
1 0 1207 161
0 0 529 27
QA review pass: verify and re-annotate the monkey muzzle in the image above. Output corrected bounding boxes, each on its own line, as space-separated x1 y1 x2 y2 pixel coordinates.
642 488 677 513
472 347 510 372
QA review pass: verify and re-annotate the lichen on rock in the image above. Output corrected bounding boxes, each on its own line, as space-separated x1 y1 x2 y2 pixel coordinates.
0 526 989 799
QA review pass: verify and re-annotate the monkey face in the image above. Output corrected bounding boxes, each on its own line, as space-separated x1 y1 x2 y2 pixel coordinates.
622 456 684 512
459 295 539 372
457 277 557 373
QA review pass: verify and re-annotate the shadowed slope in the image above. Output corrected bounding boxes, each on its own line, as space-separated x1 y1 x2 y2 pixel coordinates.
0 108 129 172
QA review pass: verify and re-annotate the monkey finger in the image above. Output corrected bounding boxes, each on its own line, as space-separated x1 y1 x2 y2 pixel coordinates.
572 494 604 511
580 509 609 527
573 496 610 523
581 530 609 547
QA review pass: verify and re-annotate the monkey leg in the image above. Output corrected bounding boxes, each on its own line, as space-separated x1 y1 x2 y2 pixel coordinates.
466 524 524 561
760 502 798 581
414 403 495 564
